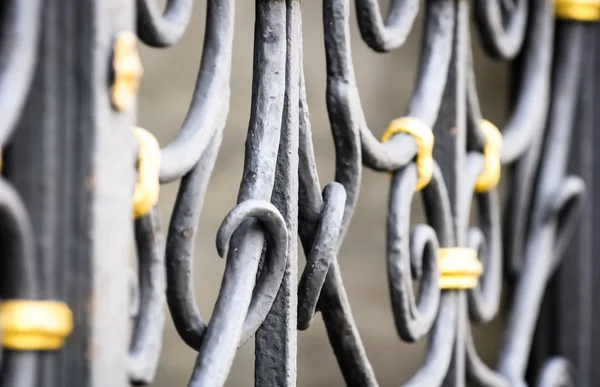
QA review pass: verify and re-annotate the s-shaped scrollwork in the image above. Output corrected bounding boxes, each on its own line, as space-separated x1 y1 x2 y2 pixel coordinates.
127 0 589 386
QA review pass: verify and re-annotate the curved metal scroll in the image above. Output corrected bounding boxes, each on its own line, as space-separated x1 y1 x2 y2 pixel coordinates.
125 0 589 386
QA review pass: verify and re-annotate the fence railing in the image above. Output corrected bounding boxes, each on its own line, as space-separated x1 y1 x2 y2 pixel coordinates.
1 0 599 386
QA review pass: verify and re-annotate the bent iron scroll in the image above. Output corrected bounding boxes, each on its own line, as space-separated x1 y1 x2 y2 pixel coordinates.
124 0 590 386
0 0 593 386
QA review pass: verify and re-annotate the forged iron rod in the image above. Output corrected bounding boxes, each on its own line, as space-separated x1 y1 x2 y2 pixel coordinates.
0 0 598 386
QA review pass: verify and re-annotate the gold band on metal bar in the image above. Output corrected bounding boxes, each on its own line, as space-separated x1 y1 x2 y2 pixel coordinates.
112 31 144 112
474 120 502 193
1 300 73 350
555 0 600 21
133 126 161 219
438 248 483 290
382 117 434 191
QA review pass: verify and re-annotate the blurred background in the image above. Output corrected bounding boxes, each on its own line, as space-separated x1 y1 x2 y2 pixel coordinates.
138 2 510 386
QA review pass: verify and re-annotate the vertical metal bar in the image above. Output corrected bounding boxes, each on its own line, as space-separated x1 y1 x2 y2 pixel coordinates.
590 21 600 387
6 0 61 384
187 0 287 383
542 21 599 387
527 20 595 387
5 0 136 386
90 1 136 386
433 0 467 215
432 1 468 386
254 0 300 385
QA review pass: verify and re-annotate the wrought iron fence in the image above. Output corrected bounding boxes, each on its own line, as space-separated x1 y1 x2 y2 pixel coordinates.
1 0 600 386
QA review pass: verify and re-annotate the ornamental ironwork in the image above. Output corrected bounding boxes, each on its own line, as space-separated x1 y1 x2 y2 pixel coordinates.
1 0 599 386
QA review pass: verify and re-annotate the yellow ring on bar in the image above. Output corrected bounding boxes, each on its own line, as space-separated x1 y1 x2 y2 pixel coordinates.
1 300 73 350
133 127 161 219
382 117 434 191
111 31 144 112
438 248 483 290
474 120 502 193
555 0 600 21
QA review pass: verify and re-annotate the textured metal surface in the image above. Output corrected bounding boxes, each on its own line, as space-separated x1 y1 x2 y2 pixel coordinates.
0 0 136 386
0 0 598 386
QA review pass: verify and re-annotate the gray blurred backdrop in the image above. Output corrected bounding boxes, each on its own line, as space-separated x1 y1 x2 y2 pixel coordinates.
138 2 510 386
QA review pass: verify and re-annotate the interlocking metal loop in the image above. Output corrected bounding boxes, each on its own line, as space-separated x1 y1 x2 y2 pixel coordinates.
296 66 384 382
164 175 289 348
215 200 288 338
297 182 345 331
144 3 293 385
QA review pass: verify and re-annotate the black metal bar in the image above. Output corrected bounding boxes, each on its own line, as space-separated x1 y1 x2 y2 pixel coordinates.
431 1 468 385
533 20 600 387
255 0 301 384
4 0 137 386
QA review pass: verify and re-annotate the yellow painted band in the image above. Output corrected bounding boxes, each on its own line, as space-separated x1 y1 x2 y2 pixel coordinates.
555 0 600 21
474 120 502 193
111 31 144 112
133 127 161 219
438 247 482 290
1 300 73 350
382 117 434 191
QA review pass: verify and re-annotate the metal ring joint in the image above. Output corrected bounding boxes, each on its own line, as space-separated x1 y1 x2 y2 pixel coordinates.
382 117 434 191
133 126 161 219
438 247 483 290
1 300 73 350
474 120 502 193
555 0 600 21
